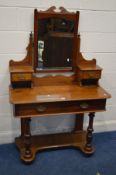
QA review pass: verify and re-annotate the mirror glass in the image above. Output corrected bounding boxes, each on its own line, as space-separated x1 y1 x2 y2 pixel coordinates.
37 17 74 70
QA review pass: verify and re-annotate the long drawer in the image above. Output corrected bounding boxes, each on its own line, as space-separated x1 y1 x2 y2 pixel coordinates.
11 73 32 82
14 99 106 118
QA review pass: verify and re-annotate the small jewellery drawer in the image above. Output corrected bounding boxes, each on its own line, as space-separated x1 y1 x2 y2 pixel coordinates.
11 73 32 82
79 70 101 79
14 99 106 117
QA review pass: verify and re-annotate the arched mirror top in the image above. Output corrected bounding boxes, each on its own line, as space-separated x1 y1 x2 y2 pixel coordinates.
34 6 79 73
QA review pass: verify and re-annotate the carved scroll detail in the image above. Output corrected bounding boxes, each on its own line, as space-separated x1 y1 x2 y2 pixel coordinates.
37 6 71 14
46 6 56 13
9 33 33 67
76 35 96 67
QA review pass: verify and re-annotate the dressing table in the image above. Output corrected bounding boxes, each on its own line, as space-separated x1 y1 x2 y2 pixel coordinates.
9 6 111 163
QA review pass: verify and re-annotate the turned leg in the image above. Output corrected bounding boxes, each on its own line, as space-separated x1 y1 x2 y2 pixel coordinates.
23 118 32 159
20 118 25 137
73 114 84 132
85 112 95 153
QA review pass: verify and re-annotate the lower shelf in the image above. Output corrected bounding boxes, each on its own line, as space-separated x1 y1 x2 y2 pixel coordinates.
15 131 95 163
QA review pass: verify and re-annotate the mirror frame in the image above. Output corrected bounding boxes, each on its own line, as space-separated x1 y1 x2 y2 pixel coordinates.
34 6 79 73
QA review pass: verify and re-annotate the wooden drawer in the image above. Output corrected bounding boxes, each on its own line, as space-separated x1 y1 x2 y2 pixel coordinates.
11 73 32 82
14 99 106 117
78 70 101 80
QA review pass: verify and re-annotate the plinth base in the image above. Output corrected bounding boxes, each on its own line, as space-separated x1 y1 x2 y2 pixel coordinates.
15 131 95 163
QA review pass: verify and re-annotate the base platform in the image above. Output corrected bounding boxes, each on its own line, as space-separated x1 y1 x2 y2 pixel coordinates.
15 131 95 163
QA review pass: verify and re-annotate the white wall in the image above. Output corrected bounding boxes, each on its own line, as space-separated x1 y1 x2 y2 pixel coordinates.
0 0 116 144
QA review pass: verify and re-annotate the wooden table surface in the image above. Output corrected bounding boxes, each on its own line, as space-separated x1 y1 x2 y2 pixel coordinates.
9 83 111 104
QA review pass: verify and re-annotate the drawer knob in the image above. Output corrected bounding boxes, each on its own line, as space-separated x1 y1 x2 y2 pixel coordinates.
80 102 89 109
88 72 94 78
18 74 25 80
36 105 46 112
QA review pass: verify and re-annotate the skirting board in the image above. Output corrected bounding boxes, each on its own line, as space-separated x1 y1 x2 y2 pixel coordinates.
0 120 116 144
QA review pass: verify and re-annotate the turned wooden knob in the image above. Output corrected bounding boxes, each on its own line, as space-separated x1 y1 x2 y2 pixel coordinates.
36 105 46 112
80 102 89 109
88 72 95 78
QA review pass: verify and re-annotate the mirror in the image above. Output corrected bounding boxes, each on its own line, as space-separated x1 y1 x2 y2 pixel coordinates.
34 7 78 72
37 18 74 71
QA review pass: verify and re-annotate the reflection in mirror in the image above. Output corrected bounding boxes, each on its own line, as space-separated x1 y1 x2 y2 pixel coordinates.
37 17 74 70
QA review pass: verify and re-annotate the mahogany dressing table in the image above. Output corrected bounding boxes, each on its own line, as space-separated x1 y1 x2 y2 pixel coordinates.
9 7 111 163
